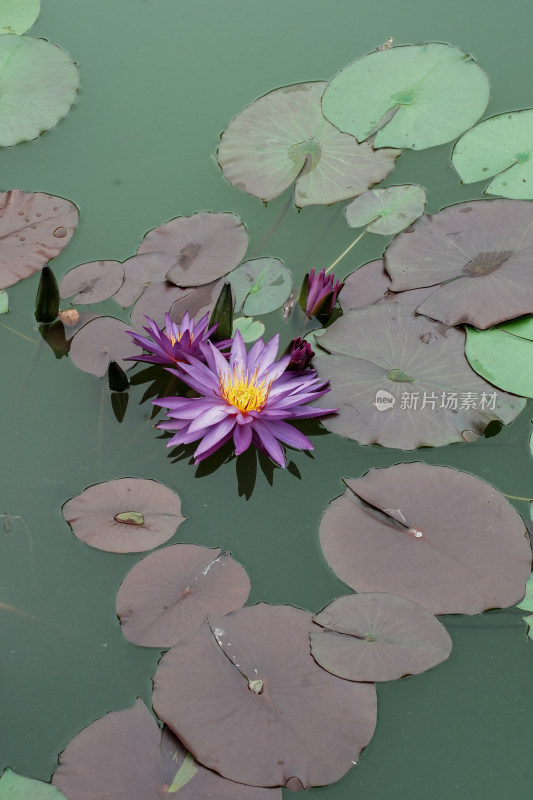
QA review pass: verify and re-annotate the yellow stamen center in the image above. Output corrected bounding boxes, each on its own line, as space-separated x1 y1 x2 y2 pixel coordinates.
167 329 194 347
220 366 270 413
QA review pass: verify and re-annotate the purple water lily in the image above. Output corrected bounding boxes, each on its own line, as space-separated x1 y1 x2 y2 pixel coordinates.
125 312 218 366
300 267 344 319
153 331 336 467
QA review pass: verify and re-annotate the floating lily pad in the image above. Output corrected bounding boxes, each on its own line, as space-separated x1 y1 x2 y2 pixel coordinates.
69 316 140 376
116 544 250 648
517 572 533 612
229 258 292 315
218 81 399 207
59 260 125 304
384 199 533 328
312 304 525 449
0 35 79 147
0 769 66 800
0 290 7 313
0 189 78 290
322 43 489 150
310 593 452 682
465 318 533 397
0 0 40 34
130 281 195 331
339 259 439 312
319 464 531 615
52 700 279 800
112 252 176 308
345 185 426 235
137 211 248 288
169 278 225 325
452 110 533 199
153 603 377 789
232 316 265 343
62 477 185 553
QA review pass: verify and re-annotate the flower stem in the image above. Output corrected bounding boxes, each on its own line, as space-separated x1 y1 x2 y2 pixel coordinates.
250 191 294 258
324 230 366 274
501 492 533 501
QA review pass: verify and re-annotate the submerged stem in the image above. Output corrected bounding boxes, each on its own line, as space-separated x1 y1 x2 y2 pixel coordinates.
501 492 533 501
250 190 294 258
324 230 366 274
0 321 38 344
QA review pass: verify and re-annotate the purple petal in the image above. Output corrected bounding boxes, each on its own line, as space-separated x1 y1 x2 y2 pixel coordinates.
233 421 253 455
262 420 314 451
193 430 234 464
188 404 230 434
230 329 247 371
194 416 236 460
251 420 285 468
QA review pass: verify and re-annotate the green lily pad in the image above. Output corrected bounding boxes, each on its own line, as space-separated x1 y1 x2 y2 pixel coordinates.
523 614 533 641
452 110 533 199
232 316 265 343
0 35 79 146
0 290 7 313
228 258 292 315
217 81 399 207
0 768 67 800
517 572 533 612
0 0 40 34
322 43 489 150
345 184 426 235
465 319 533 397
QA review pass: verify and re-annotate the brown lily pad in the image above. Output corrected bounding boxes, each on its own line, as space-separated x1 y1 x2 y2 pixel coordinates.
313 303 526 449
137 211 248 287
339 259 439 312
52 700 280 800
310 592 452 682
319 463 531 615
69 316 140 376
62 477 186 553
112 252 177 308
59 260 125 304
129 281 197 331
153 603 377 789
116 544 250 648
0 189 78 290
217 81 399 207
384 199 533 328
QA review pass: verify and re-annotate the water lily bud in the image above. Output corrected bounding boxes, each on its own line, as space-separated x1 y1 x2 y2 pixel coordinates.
209 282 233 342
284 337 315 371
108 360 130 392
34 265 59 323
298 267 344 322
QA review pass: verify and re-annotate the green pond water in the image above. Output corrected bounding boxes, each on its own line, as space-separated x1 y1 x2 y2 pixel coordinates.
1 0 533 797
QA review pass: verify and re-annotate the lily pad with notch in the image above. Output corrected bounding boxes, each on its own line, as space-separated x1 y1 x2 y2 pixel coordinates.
0 0 40 35
228 257 292 315
153 603 377 789
69 316 140 376
322 43 489 150
465 316 533 397
0 189 79 290
0 35 79 147
339 258 440 311
59 260 124 304
452 109 533 199
232 316 265 343
312 304 525 449
384 199 533 329
345 184 426 235
62 477 185 553
137 211 248 288
112 252 177 308
310 592 452 682
116 544 250 648
319 463 531 615
52 699 279 800
217 81 399 207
